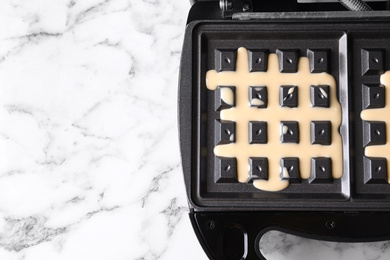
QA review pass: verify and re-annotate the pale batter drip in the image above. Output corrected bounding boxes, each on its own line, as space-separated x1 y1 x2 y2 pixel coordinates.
361 70 390 182
220 87 234 106
206 47 343 192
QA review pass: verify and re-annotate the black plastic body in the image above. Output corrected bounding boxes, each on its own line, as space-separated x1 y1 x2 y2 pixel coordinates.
190 211 390 260
178 2 390 259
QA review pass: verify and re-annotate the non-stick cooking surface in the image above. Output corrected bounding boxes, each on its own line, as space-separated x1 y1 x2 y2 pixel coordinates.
179 20 390 210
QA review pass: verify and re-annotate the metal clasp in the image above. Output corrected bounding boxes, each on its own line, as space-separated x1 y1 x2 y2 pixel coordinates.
219 0 253 18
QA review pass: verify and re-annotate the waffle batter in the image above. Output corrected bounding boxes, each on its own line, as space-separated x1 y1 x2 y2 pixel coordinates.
206 47 343 191
361 70 390 182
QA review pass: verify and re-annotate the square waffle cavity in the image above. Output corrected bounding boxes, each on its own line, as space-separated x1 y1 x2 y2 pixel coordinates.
206 47 343 192
353 35 390 196
186 27 350 205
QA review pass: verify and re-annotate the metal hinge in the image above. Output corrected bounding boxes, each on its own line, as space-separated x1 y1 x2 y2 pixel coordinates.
219 0 253 18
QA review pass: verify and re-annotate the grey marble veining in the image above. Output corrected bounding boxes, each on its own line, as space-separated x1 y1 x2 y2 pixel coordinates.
261 231 390 260
1 0 390 259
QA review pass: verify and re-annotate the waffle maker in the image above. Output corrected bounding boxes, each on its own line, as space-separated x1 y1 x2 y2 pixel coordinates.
178 0 390 259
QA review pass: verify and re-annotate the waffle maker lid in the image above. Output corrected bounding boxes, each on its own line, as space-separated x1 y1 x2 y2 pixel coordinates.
179 0 390 259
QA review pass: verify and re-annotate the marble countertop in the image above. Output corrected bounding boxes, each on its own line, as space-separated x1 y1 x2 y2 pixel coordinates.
1 0 390 259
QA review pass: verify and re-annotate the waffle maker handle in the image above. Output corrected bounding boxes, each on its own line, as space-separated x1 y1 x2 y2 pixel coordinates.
190 211 390 260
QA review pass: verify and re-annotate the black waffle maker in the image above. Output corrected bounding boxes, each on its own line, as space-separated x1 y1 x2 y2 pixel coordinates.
178 0 390 259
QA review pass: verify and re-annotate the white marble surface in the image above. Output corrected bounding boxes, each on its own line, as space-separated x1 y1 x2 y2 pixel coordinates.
1 0 390 259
